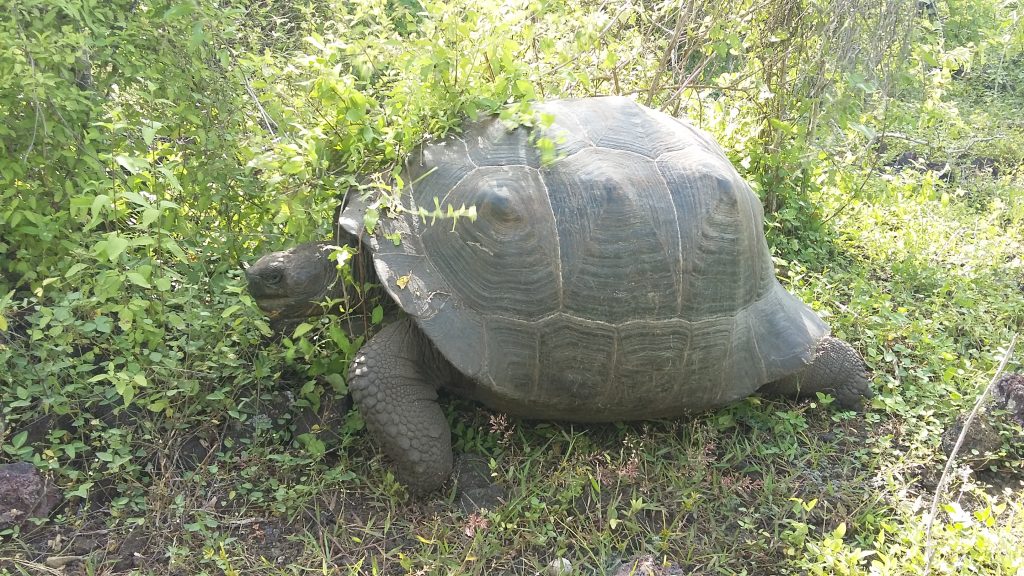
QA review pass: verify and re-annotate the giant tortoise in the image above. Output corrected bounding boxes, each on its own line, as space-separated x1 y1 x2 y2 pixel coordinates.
246 96 872 493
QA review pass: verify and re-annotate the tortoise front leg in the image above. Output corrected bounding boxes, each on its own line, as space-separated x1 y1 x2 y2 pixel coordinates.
348 318 453 493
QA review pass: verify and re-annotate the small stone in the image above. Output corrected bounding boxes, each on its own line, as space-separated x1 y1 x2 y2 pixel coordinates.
545 557 572 576
613 556 656 576
0 462 61 530
45 556 82 569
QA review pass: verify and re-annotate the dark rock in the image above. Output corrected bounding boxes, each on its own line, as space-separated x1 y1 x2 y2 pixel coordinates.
886 151 952 181
292 392 352 446
941 413 1003 465
453 453 505 514
940 372 1024 467
70 532 105 555
113 527 149 571
968 156 1001 178
173 428 223 471
993 373 1024 426
916 0 937 18
19 412 75 447
0 462 61 530
887 150 923 169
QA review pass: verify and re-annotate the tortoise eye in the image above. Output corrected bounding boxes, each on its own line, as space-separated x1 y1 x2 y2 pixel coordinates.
265 270 283 285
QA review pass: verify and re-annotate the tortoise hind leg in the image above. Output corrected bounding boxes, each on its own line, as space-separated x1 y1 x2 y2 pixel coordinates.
348 318 453 493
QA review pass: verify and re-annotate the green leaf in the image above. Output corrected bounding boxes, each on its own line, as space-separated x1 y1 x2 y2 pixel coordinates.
67 482 93 499
141 125 157 146
94 315 113 333
140 208 161 228
124 191 150 206
329 324 351 352
296 433 326 457
189 22 206 50
85 194 111 231
254 319 273 337
154 277 172 291
282 158 305 174
99 234 130 262
65 263 89 278
324 373 346 393
11 431 27 449
364 207 380 234
157 167 183 192
346 106 366 122
126 272 151 288
292 322 314 339
515 79 535 98
371 305 384 325
160 238 189 262
115 155 151 174
90 194 111 220
115 376 136 406
164 1 196 19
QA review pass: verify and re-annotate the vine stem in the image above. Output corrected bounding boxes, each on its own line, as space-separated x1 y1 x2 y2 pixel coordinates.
922 333 1018 576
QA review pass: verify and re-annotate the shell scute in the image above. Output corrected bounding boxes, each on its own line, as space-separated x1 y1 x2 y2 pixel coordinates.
418 165 560 321
542 147 682 323
536 319 617 410
464 117 541 168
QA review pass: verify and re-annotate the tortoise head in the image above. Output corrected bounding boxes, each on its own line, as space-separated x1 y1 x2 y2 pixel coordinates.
245 242 342 324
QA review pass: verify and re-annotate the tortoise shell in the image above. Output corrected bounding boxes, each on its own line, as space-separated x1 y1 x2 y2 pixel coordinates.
339 96 828 421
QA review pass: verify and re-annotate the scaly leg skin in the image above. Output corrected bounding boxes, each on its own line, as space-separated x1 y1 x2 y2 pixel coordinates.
759 336 873 409
348 318 453 493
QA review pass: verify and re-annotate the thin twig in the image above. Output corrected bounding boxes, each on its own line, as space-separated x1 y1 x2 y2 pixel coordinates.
646 5 688 106
2 558 62 575
545 0 631 76
664 53 716 107
872 131 931 146
14 21 43 159
821 96 892 225
946 135 1004 156
242 74 278 134
922 333 1018 576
